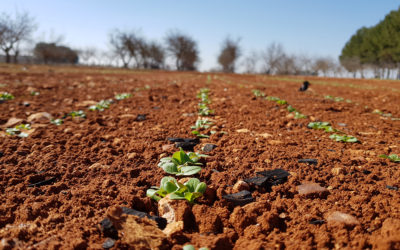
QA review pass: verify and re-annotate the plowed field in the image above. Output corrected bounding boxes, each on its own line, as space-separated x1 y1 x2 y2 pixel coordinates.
1 64 399 249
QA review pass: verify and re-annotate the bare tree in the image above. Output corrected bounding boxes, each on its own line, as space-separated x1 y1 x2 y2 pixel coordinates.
242 50 259 74
108 29 132 68
261 42 286 74
313 57 335 77
165 31 199 71
78 47 97 65
217 37 241 73
0 11 36 63
147 42 165 69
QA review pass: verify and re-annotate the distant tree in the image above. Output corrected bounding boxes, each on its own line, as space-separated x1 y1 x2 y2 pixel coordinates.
312 57 335 77
33 42 78 64
242 50 259 74
147 42 165 69
165 31 199 71
109 29 132 68
0 11 36 63
261 42 286 74
78 47 97 65
217 37 241 73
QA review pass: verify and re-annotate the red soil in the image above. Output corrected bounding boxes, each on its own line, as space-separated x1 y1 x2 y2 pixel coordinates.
0 64 399 249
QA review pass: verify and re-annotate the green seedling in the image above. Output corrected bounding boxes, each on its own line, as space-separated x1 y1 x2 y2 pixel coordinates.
198 103 214 116
146 176 207 204
329 134 359 143
276 99 287 105
183 245 209 250
266 96 280 101
30 91 40 96
115 93 132 100
294 111 307 119
379 154 400 163
68 110 86 118
307 122 337 132
158 148 207 176
252 89 266 97
6 123 31 137
191 130 210 138
0 92 14 101
287 105 296 112
51 118 63 125
89 99 113 111
191 119 213 130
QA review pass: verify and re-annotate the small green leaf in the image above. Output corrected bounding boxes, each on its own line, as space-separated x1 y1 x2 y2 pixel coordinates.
161 163 179 174
195 182 207 193
183 245 196 250
169 193 185 200
179 166 202 176
185 178 200 192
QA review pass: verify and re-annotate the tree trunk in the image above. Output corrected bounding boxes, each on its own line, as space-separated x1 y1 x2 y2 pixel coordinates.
5 50 11 63
13 51 19 64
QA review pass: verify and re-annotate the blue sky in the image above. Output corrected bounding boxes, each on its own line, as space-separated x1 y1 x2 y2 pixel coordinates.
1 0 399 70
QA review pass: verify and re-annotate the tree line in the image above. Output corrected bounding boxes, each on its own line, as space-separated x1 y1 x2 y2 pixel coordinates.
340 6 400 79
2 9 399 78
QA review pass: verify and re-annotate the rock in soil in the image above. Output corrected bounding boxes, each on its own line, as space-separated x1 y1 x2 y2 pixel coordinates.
326 211 359 226
106 206 169 249
222 190 254 206
297 183 329 198
232 180 250 193
1 117 23 128
27 112 53 123
202 143 217 152
102 238 115 249
298 158 318 165
158 196 194 229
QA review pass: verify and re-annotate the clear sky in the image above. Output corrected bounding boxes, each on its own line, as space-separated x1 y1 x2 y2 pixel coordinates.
1 0 399 71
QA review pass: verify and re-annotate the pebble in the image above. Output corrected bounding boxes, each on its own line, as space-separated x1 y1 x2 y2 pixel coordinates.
326 211 359 226
27 112 53 123
297 183 329 198
202 143 217 152
232 180 250 193
127 152 137 160
331 167 343 175
102 238 115 249
0 151 3 157
162 144 174 151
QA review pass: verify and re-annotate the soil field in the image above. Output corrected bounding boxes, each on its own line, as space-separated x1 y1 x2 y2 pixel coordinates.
0 64 400 249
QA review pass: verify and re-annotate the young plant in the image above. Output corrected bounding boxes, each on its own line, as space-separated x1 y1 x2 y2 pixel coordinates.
198 103 214 116
146 176 207 204
191 119 213 130
191 130 210 138
115 93 132 100
379 154 400 163
252 89 266 97
329 134 359 143
266 96 280 101
158 148 207 176
51 118 63 125
293 111 307 119
6 124 31 138
89 99 113 111
307 122 336 132
0 92 14 101
67 110 86 118
30 91 40 96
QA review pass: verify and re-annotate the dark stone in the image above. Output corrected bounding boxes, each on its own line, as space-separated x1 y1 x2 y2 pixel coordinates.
222 190 254 206
363 170 372 175
309 219 325 225
327 149 335 152
136 114 147 121
386 185 399 191
203 144 217 152
28 177 57 187
121 207 167 229
23 101 30 107
244 176 269 187
102 238 115 249
298 159 318 165
256 168 290 186
167 137 199 143
100 218 118 239
175 141 197 151
299 81 310 91
0 151 3 157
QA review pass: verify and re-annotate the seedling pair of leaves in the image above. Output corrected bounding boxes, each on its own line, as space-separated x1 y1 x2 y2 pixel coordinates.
379 154 400 163
30 91 40 96
266 96 287 105
252 89 266 97
146 176 207 204
89 99 113 111
198 103 214 116
191 119 213 138
0 92 14 101
67 110 86 118
6 124 31 137
115 93 132 100
307 122 337 133
329 134 359 143
158 148 207 176
287 105 307 119
51 119 63 125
